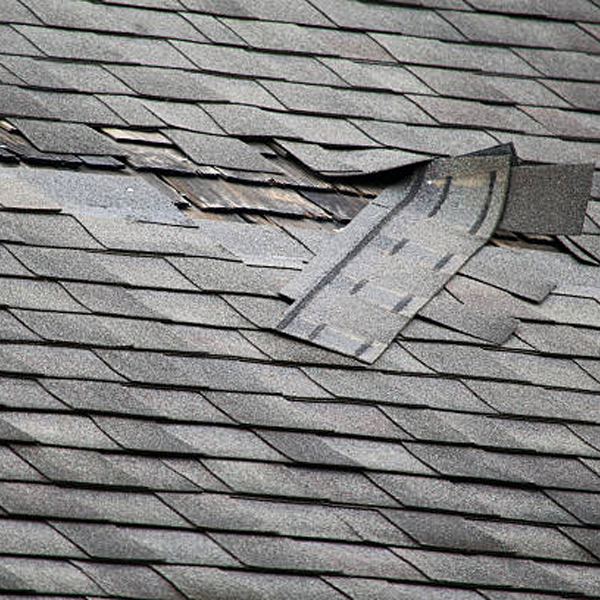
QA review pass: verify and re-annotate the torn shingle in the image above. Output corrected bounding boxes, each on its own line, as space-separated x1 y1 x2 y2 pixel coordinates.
278 152 512 362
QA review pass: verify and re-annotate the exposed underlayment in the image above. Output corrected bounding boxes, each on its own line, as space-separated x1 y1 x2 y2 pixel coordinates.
2 0 600 599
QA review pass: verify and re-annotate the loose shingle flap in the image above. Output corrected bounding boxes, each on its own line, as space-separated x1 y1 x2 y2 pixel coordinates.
278 148 594 362
277 152 512 363
499 163 595 234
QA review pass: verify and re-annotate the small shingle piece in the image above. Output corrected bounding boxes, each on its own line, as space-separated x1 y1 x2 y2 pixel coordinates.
165 130 281 173
11 119 121 156
500 164 594 234
278 153 511 362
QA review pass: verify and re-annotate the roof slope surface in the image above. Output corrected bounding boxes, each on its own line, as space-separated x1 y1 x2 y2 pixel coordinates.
1 0 600 599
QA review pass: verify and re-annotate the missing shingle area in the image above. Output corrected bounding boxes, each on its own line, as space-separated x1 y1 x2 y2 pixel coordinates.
277 147 594 363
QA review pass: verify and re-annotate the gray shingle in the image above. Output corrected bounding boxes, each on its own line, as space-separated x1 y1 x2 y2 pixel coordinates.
409 95 548 134
326 577 482 600
118 526 240 566
0 55 133 93
98 94 165 127
500 164 594 234
158 566 346 600
304 367 489 411
13 446 141 487
106 65 222 101
353 121 497 156
0 211 97 251
419 292 517 344
192 220 313 264
213 533 423 579
160 492 359 541
515 48 600 82
0 377 65 410
0 518 83 558
11 119 121 155
74 562 184 600
0 446 46 481
0 481 189 525
408 66 512 103
0 310 40 342
204 459 398 506
74 214 231 257
321 58 431 94
223 18 394 61
167 256 282 295
444 10 600 52
181 0 334 26
546 80 600 112
204 391 332 430
142 99 223 133
22 0 204 40
311 0 463 40
16 24 195 67
386 407 597 456
9 245 197 289
0 0 41 24
0 343 123 380
0 24 43 55
1 167 191 225
4 412 119 449
373 473 576 523
0 557 103 595
549 490 600 525
393 548 578 593
467 0 600 21
408 443 600 490
485 75 570 108
24 89 125 124
264 80 435 124
373 34 539 75
183 13 247 44
162 458 233 492
93 416 197 454
51 521 159 562
167 424 286 460
166 130 281 173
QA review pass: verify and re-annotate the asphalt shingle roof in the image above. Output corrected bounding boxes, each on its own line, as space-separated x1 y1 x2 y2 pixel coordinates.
1 0 600 598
